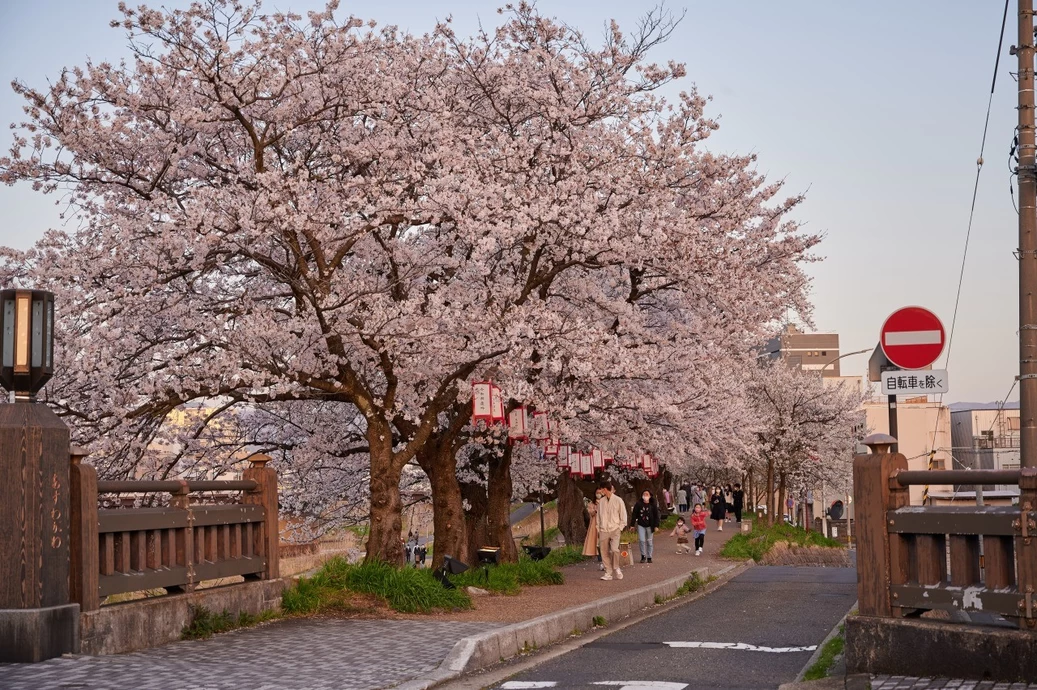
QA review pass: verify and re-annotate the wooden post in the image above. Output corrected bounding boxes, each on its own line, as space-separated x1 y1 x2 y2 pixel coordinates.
852 435 908 618
1016 467 1037 629
244 455 279 579
167 480 195 593
69 449 100 612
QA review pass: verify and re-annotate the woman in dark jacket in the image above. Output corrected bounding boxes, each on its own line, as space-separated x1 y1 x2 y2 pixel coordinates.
709 487 727 531
631 490 661 563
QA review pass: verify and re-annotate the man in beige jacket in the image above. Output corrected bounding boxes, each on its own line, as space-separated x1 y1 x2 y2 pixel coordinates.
596 480 628 580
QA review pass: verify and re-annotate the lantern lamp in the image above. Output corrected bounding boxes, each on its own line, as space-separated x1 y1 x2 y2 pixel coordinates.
0 289 55 401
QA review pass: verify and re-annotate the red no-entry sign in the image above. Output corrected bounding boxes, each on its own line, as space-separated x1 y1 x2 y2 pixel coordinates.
880 307 945 370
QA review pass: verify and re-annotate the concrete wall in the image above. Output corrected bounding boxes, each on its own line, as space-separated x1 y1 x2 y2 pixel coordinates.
79 578 287 656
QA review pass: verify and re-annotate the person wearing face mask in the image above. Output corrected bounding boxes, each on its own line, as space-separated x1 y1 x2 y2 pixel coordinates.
630 489 660 564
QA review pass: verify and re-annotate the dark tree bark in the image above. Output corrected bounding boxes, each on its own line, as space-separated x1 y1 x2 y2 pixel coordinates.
365 417 406 565
765 457 776 526
486 444 518 563
556 469 589 546
460 475 488 566
416 438 467 571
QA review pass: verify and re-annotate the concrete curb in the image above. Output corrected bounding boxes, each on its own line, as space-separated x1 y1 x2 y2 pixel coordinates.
785 600 857 688
394 559 752 690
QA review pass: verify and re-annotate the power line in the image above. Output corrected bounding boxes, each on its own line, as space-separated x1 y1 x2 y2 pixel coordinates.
922 0 1011 503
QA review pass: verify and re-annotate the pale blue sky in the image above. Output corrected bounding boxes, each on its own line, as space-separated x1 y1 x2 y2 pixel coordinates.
0 1 1020 403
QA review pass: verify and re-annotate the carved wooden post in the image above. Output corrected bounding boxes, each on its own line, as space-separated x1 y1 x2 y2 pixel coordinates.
244 455 279 579
1016 467 1037 629
69 448 99 612
853 433 908 618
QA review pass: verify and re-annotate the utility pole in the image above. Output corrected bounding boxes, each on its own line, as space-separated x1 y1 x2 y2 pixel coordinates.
1019 0 1037 468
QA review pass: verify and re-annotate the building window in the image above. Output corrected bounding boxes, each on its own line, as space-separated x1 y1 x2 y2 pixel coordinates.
1009 417 1021 431
821 351 827 356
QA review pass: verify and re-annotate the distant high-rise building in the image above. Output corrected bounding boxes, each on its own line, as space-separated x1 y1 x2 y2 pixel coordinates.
764 324 841 377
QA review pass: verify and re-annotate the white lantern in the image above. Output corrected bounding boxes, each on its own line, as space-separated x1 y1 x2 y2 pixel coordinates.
568 448 580 475
580 453 593 477
490 385 506 423
508 406 529 440
471 382 492 423
591 449 604 469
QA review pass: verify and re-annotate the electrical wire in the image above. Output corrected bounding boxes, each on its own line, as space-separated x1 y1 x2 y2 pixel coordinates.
921 0 1011 504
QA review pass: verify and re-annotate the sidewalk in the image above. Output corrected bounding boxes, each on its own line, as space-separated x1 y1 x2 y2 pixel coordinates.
0 526 742 690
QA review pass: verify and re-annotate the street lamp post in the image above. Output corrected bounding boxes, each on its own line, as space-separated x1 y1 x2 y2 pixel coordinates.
0 289 77 663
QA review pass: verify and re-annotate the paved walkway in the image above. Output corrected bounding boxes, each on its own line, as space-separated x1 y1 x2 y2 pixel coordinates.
871 677 1037 689
0 619 497 690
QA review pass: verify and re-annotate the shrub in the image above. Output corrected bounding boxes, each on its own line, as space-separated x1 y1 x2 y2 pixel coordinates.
592 615 606 627
541 545 585 568
281 558 472 615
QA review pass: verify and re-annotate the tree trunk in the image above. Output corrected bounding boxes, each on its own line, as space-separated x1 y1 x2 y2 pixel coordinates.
417 440 468 571
556 469 589 547
777 471 787 527
487 445 518 563
765 457 776 527
365 417 406 565
460 473 488 565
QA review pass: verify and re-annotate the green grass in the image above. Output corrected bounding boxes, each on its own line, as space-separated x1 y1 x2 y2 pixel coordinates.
282 557 472 615
674 571 712 597
720 522 845 562
541 545 585 568
803 625 845 681
346 524 370 537
592 615 606 627
182 605 279 640
447 545 583 594
658 514 680 531
521 526 560 544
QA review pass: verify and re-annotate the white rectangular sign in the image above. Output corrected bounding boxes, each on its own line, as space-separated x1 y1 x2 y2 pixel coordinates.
881 369 948 395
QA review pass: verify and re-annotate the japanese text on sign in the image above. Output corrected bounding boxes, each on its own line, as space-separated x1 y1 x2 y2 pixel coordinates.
880 369 949 396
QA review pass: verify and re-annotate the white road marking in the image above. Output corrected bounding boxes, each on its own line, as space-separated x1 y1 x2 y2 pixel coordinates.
883 329 941 346
662 641 817 653
501 683 558 689
592 683 688 690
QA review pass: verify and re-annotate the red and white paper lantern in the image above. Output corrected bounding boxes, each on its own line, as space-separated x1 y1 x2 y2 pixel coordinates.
591 449 604 470
490 385 505 423
568 448 581 475
472 382 493 424
508 406 529 440
580 452 593 477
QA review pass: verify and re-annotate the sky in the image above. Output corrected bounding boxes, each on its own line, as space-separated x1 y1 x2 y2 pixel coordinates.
0 1 1021 404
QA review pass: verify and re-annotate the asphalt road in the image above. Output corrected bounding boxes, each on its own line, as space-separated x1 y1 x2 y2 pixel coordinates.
491 566 857 690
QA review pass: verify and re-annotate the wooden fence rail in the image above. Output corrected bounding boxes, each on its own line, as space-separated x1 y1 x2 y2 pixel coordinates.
70 454 280 612
854 439 1037 630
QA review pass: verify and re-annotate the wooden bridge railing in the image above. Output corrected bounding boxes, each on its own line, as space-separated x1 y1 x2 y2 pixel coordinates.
70 453 280 612
854 440 1037 630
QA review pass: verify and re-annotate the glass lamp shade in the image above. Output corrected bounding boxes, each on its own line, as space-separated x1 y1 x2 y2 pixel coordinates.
0 289 55 399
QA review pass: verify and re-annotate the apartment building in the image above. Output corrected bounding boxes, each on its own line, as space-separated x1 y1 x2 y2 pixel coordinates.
947 402 1021 504
764 324 842 377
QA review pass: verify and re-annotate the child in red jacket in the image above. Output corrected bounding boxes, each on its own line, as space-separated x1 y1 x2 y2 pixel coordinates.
690 503 707 555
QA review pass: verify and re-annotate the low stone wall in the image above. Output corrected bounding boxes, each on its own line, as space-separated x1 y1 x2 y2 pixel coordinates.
79 578 288 656
845 614 1037 683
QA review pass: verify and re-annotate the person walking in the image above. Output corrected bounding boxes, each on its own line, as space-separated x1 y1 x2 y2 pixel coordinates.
583 492 603 571
710 487 727 531
597 480 627 581
671 516 692 554
631 490 660 563
732 483 745 525
690 503 707 555
676 486 688 514
691 484 706 513
663 488 672 513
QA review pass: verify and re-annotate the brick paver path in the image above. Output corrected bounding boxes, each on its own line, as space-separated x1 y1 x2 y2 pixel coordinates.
872 676 1037 689
0 619 497 690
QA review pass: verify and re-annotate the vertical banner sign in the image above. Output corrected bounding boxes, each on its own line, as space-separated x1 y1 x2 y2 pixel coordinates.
592 449 604 469
557 445 569 469
604 453 614 465
641 454 652 470
472 382 492 423
650 457 659 477
580 453 593 477
545 442 559 457
490 385 505 423
568 448 581 475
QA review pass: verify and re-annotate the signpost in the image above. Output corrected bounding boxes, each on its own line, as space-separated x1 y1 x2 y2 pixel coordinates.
878 307 947 453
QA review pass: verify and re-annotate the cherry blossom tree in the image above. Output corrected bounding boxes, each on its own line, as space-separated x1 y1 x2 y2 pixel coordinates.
746 360 867 525
1 0 819 565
